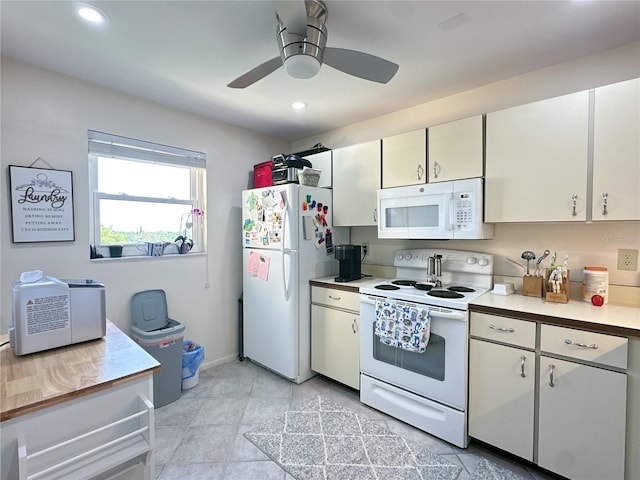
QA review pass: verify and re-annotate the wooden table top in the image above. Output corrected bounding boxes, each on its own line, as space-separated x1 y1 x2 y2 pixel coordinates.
0 321 160 422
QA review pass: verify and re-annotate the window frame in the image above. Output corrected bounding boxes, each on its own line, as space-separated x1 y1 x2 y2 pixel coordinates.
88 130 206 257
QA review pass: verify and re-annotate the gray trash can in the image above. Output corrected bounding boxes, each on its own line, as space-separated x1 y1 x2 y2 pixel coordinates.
130 289 185 408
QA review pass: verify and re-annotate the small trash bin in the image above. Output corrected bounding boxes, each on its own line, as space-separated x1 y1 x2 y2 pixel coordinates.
182 340 204 390
130 290 185 408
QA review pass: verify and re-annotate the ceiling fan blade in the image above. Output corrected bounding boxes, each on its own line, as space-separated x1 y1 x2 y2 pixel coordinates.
323 47 399 84
227 56 283 89
272 0 308 34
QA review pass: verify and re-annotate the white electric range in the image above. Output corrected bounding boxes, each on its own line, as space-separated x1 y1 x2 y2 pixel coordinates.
359 248 493 448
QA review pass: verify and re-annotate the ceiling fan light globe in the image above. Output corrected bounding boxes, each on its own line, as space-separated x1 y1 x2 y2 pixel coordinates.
284 55 321 79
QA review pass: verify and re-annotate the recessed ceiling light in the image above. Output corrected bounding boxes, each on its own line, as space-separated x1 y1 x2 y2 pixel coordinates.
291 101 308 110
77 4 108 24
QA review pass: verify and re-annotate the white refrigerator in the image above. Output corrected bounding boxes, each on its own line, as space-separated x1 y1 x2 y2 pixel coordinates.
242 184 342 383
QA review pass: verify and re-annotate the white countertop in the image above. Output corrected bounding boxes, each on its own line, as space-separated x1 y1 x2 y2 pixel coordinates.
311 275 640 336
471 292 640 337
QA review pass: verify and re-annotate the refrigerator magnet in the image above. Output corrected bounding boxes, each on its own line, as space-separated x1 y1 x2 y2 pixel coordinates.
325 231 334 255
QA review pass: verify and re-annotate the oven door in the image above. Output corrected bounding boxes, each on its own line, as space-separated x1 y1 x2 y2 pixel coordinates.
359 294 468 410
377 184 453 239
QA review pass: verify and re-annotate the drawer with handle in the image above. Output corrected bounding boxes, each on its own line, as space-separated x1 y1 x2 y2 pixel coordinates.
540 324 627 369
311 286 360 312
470 312 536 349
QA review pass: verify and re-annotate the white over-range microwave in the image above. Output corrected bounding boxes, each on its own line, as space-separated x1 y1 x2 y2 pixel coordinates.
377 178 494 239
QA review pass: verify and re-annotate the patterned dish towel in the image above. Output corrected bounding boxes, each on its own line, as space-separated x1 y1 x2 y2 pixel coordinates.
375 300 431 353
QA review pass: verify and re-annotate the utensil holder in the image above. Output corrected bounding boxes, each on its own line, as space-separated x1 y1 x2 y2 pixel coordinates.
545 269 569 303
522 276 543 297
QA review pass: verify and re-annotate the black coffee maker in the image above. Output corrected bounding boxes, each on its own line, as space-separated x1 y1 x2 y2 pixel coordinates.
334 245 362 282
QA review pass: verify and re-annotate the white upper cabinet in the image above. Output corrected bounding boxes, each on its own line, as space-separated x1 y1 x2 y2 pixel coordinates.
592 78 640 221
381 129 426 188
428 115 484 183
305 150 332 188
332 140 381 226
485 91 590 222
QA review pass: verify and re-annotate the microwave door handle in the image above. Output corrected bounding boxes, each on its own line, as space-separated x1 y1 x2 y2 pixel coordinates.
446 193 454 231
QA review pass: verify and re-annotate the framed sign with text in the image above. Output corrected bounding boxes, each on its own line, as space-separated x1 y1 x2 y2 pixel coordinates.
9 165 75 242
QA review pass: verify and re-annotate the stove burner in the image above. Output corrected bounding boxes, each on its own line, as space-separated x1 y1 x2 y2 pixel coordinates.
413 283 434 291
391 280 416 287
428 289 464 299
448 286 475 293
375 284 400 291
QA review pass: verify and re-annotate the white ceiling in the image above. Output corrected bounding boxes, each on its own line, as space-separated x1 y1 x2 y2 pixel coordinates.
2 1 639 142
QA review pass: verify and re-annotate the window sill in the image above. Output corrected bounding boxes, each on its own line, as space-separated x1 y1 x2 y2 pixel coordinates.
90 252 207 262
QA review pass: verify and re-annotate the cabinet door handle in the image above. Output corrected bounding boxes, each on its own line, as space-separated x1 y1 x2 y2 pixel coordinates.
328 295 341 301
433 161 440 179
571 194 578 216
601 192 608 216
373 208 377 223
489 324 515 333
417 164 424 180
520 355 526 378
352 318 358 334
548 364 555 387
565 339 598 349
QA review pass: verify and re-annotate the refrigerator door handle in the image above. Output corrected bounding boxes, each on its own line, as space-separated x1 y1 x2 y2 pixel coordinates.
281 197 288 252
280 195 290 300
283 248 293 301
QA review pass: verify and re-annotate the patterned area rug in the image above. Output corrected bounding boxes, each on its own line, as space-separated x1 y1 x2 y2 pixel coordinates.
244 396 529 480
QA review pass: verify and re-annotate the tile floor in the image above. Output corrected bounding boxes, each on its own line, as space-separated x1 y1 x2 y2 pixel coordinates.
154 360 559 480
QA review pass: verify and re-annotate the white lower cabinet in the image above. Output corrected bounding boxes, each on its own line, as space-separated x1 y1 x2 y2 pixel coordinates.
538 356 627 480
311 286 360 390
469 312 628 480
469 339 534 461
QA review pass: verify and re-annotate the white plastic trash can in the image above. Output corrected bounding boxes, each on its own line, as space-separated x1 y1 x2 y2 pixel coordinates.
130 290 185 407
182 340 204 390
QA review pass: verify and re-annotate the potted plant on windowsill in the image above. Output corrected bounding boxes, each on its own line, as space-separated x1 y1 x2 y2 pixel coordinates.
175 208 204 254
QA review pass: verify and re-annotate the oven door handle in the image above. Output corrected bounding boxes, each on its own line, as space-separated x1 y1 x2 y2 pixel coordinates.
425 309 466 321
359 295 466 321
360 295 381 306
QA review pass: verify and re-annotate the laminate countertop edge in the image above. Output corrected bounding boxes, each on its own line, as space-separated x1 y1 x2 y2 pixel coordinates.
1 321 161 422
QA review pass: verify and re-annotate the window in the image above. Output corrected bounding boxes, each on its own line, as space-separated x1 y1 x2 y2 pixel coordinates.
88 130 206 257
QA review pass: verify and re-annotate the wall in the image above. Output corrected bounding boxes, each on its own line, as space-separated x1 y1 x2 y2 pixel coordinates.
292 42 640 305
0 58 289 367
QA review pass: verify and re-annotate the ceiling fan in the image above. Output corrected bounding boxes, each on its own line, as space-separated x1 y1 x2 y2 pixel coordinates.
227 0 399 88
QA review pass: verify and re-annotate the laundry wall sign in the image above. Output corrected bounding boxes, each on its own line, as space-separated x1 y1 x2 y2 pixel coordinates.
9 165 75 243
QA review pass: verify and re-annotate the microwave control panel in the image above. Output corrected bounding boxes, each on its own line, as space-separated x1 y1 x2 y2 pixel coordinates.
454 191 474 229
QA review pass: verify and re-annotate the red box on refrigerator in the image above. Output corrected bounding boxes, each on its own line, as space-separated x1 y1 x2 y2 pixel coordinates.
253 160 273 188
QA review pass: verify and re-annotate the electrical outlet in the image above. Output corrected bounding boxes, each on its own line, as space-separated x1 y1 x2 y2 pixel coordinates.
617 248 638 271
362 243 369 257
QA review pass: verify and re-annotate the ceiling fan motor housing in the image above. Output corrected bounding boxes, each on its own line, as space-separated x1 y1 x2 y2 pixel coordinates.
276 6 327 79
